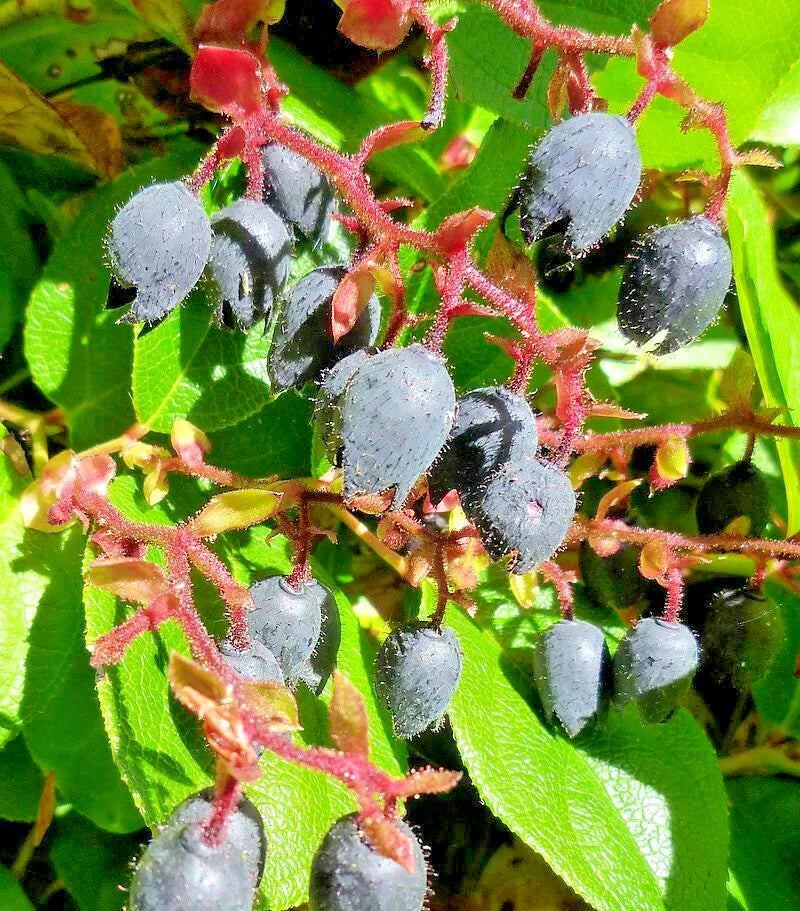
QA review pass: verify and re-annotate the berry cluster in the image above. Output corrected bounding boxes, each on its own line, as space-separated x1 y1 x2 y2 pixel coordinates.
511 110 733 354
107 144 334 330
34 0 798 908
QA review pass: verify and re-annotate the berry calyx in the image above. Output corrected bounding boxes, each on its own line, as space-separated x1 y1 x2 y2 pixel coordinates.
374 623 462 739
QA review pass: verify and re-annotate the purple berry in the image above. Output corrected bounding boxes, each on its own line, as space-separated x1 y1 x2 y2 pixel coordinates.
374 623 462 739
247 576 332 684
268 266 382 391
613 618 699 722
315 349 374 463
695 460 769 537
428 386 538 505
617 216 732 354
219 636 284 685
171 789 267 889
108 181 211 323
309 813 427 911
532 619 610 738
339 345 456 508
129 818 252 910
298 591 341 695
465 457 575 574
262 143 335 240
206 199 292 330
518 112 642 253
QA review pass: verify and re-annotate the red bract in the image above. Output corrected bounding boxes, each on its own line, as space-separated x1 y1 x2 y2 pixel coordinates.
190 45 265 117
194 0 285 44
335 0 413 51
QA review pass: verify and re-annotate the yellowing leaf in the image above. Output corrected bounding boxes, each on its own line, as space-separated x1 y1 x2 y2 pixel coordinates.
88 558 169 606
655 437 690 482
719 349 755 409
650 0 709 46
0 62 108 176
328 670 370 758
242 680 300 732
596 480 640 521
190 489 282 536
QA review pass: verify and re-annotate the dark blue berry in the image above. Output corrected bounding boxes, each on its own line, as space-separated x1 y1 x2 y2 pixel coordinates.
219 636 284 685
614 618 699 722
428 386 538 505
309 813 426 911
374 623 462 739
532 619 610 738
465 457 575 574
617 216 732 354
298 590 341 695
171 789 267 889
314 349 375 465
262 143 335 241
108 181 211 323
696 461 770 537
268 266 382 392
206 199 292 330
518 113 642 253
700 586 783 689
247 576 330 684
129 818 252 910
339 345 456 508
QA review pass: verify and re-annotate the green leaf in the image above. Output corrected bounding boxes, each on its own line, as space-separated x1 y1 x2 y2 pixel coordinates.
112 0 196 52
595 0 800 170
727 171 800 535
0 6 152 95
447 607 729 911
24 140 204 449
726 777 800 911
84 477 405 909
208 390 314 479
0 866 33 911
0 736 44 822
0 162 37 353
51 812 143 911
753 580 800 736
750 58 800 146
0 442 140 831
0 433 88 750
23 576 143 834
132 303 271 434
581 709 728 911
445 2 658 129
